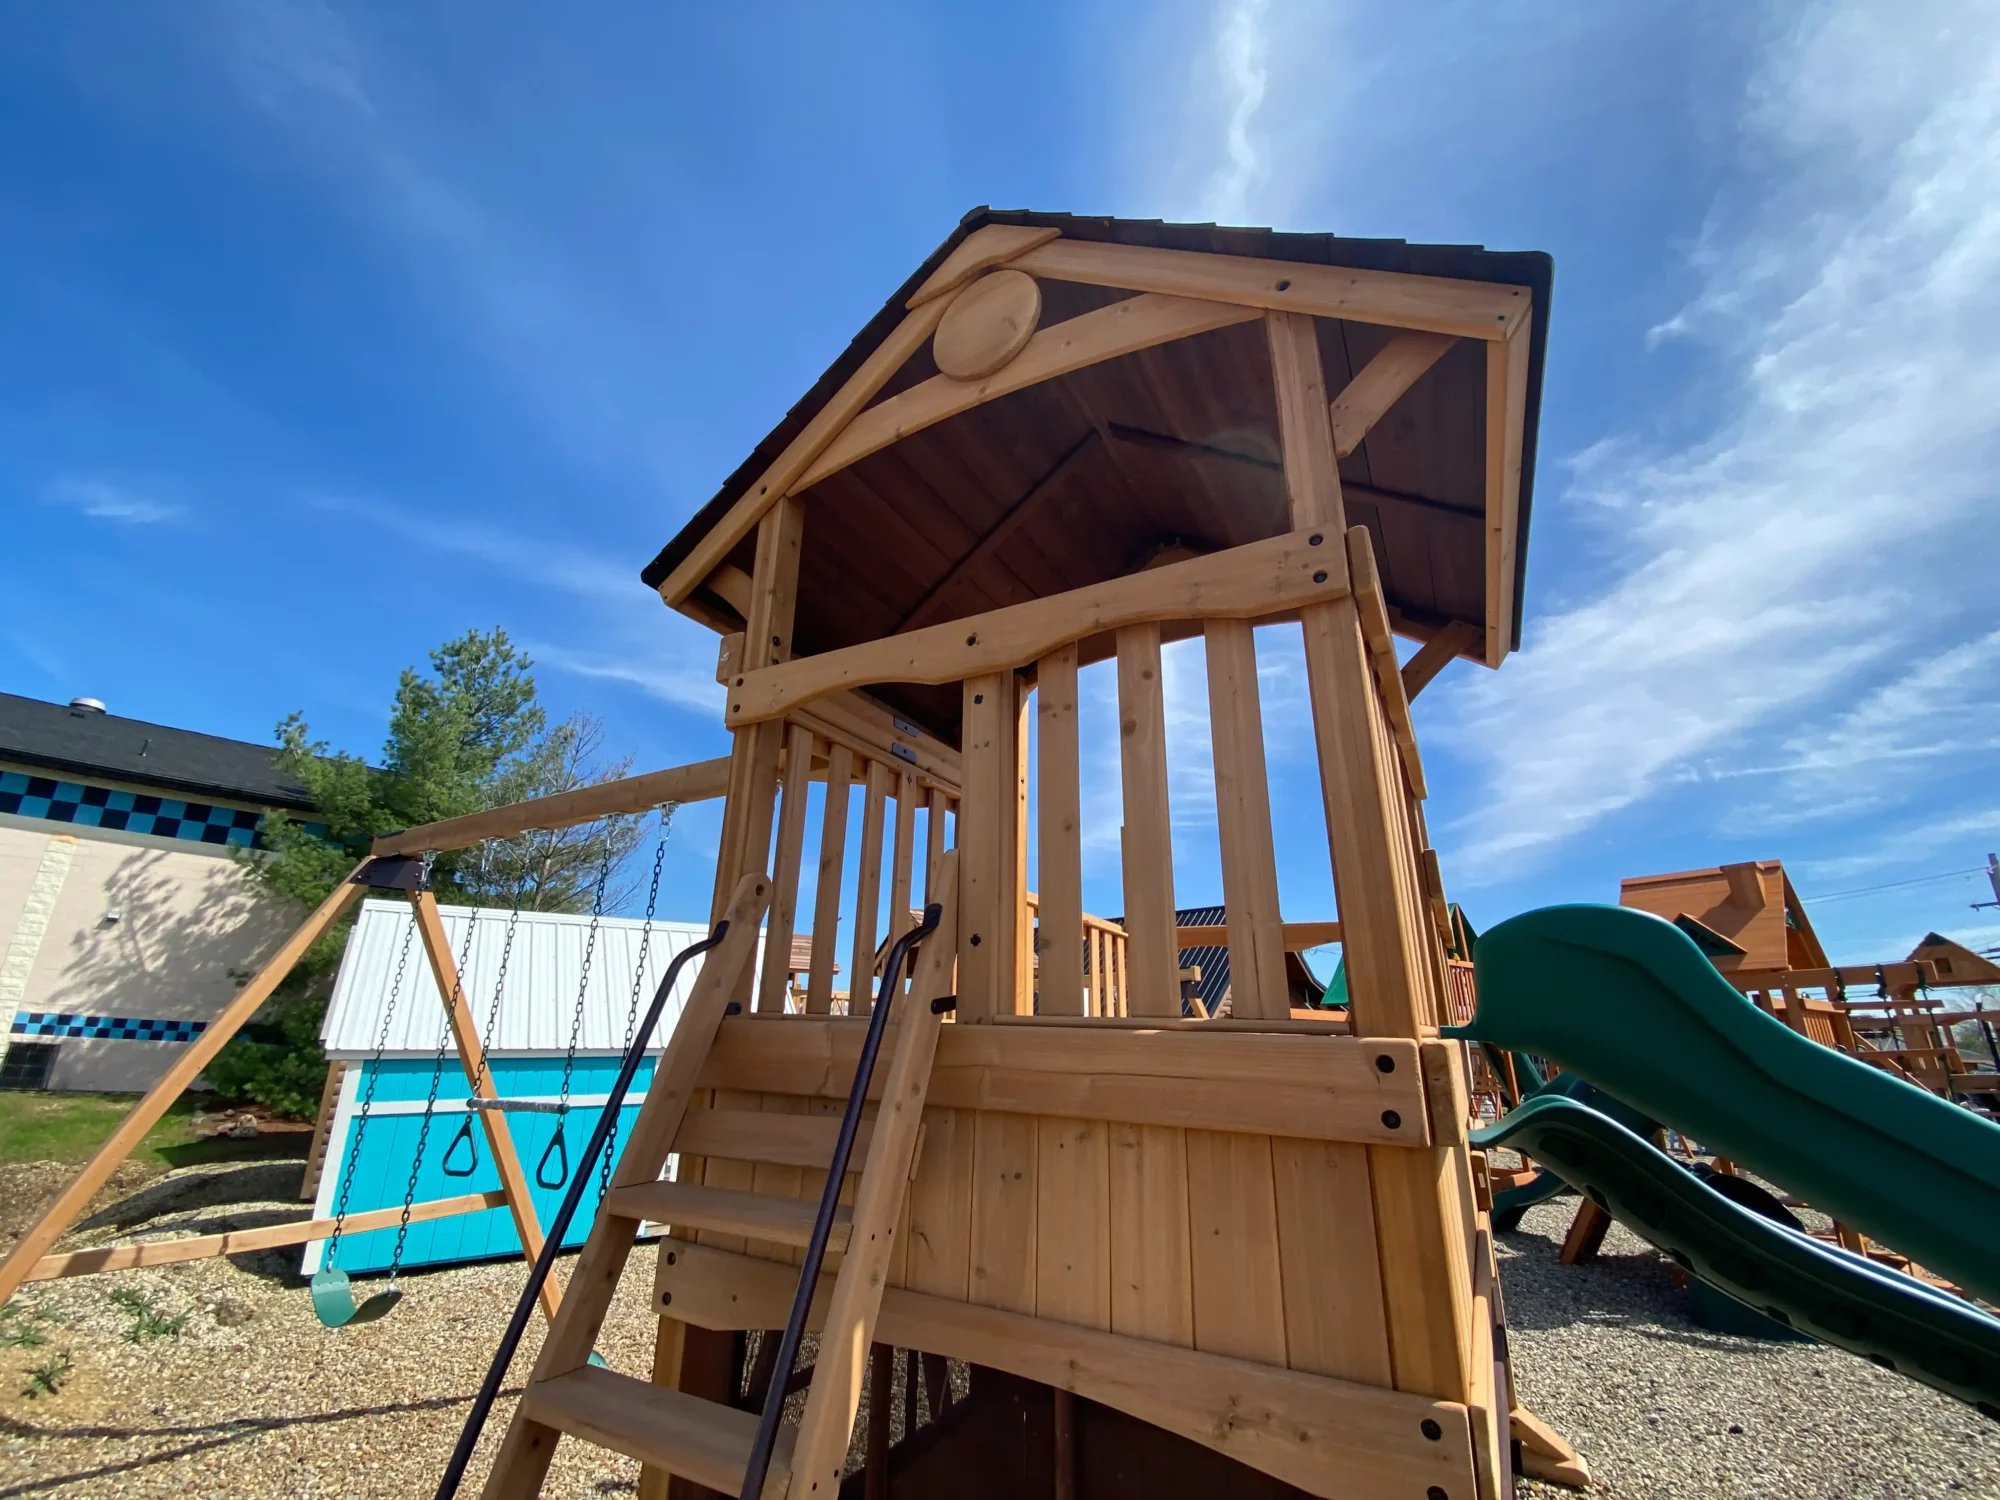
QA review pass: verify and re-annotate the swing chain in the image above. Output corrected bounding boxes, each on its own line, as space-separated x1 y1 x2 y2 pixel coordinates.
539 835 616 1189
325 855 430 1270
600 804 675 1199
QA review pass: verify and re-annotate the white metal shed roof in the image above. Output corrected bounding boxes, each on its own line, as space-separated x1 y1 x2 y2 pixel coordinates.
321 899 758 1058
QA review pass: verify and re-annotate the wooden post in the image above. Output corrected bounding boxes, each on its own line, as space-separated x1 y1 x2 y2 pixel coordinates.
923 786 950 903
1269 310 1471 1407
849 759 891 1016
1116 624 1178 1016
1015 689 1034 1015
409 890 563 1321
888 770 919 954
757 724 818 1013
807 744 857 1014
712 498 806 1007
1205 618 1287 1021
0 865 366 1310
1037 645 1084 1015
959 674 1018 1022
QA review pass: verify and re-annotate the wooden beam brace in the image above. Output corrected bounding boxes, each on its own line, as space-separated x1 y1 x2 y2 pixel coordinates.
1172 920 1342 950
371 758 730 856
1016 237 1530 342
727 529 1348 727
794 293 1259 493
26 1191 507 1282
1329 331 1457 457
1348 529 1428 800
654 1241 1480 1500
1399 622 1481 703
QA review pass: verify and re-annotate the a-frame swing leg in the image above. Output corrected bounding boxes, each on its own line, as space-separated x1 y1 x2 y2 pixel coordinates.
479 872 773 1500
409 889 565 1321
0 861 371 1310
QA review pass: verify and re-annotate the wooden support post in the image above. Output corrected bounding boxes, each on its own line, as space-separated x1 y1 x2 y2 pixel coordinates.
0 864 367 1310
807 744 857 1014
1269 309 1471 1408
849 759 891 1016
923 786 950 903
959 674 1018 1022
888 769 919 956
1117 623 1179 1016
712 498 806 1006
409 890 563 1321
1037 644 1085 1015
758 724 818 1013
1205 617 1287 1021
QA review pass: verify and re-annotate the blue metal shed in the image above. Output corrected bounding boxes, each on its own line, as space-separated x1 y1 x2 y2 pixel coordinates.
304 899 739 1275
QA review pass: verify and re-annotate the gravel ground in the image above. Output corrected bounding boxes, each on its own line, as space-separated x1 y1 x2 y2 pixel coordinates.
1501 1193 2000 1499
4 1155 1998 1497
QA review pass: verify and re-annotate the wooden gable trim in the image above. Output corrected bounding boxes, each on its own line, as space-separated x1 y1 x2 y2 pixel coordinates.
791 292 1259 492
1483 318 1532 665
905 224 1062 308
1013 238 1530 341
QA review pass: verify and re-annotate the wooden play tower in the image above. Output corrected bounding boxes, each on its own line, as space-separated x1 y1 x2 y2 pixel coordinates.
479 211 1560 1500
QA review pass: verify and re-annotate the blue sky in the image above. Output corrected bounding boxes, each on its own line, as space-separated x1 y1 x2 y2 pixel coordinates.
4 1 1997 967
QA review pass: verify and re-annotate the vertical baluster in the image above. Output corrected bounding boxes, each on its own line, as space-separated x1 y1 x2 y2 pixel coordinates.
1116 626 1177 1015
887 770 920 991
806 744 856 1014
757 724 818 1013
959 674 1019 1023
924 786 950 903
1036 645 1084 1015
848 759 891 1016
1014 686 1034 1016
1205 620 1288 1020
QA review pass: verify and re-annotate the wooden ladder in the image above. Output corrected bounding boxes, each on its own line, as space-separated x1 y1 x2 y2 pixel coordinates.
480 855 960 1500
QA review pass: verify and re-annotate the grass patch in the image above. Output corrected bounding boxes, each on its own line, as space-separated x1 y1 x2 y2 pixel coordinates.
0 1093 303 1171
0 1093 204 1169
108 1287 188 1343
0 1303 49 1350
22 1350 72 1399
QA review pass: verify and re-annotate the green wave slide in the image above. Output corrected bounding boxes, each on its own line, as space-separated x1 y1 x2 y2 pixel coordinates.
1452 904 2000 1418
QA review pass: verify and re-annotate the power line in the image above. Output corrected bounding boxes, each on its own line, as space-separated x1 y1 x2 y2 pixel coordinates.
1800 868 1985 905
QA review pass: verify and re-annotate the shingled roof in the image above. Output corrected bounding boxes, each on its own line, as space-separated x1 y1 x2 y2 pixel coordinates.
0 692 314 811
643 206 1553 652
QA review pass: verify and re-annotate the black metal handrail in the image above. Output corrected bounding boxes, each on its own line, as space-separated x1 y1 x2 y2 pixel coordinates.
433 921 730 1500
739 901 943 1500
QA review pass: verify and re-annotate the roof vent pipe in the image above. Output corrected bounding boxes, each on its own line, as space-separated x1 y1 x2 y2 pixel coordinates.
68 697 106 714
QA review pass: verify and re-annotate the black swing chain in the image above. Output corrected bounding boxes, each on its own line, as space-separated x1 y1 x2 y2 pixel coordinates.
383 881 482 1285
442 840 528 1180
600 805 675 1198
538 835 617 1189
325 852 432 1271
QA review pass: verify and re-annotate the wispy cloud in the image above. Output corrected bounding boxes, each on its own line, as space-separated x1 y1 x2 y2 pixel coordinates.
310 492 637 600
41 476 185 525
1201 0 1272 224
527 641 722 718
1439 1 2000 882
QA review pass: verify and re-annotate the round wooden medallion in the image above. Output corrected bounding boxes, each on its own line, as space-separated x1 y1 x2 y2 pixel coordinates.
933 268 1042 381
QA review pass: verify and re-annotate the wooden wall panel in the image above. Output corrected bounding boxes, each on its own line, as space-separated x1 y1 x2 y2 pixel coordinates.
1107 1122 1193 1348
970 1111 1038 1314
1185 1129 1286 1365
903 1108 973 1300
1271 1137 1392 1386
1034 1116 1111 1330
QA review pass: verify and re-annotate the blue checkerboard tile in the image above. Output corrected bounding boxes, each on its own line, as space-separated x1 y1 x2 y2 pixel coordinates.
0 771 264 848
10 1011 209 1042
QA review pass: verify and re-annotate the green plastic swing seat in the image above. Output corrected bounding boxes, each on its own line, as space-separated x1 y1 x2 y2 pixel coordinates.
309 1267 404 1328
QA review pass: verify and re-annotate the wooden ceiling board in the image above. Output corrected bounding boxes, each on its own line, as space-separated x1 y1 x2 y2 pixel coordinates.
1619 864 1790 973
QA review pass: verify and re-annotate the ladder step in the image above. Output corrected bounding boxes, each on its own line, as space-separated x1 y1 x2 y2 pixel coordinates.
608 1180 852 1251
521 1364 791 1497
674 1107 876 1171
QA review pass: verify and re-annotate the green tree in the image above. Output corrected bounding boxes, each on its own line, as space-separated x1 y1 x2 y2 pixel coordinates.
211 629 640 1117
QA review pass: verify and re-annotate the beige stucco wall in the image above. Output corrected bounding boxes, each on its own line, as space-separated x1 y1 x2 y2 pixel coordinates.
0 816 302 1093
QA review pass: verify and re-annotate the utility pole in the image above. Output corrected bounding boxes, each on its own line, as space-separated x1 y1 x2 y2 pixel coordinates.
1974 852 2000 913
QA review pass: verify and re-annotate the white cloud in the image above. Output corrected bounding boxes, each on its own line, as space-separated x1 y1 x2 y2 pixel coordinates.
1202 0 1272 224
1440 1 2000 881
527 642 722 718
40 476 185 525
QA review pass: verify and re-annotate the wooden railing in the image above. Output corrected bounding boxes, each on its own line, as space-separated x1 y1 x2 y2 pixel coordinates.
731 526 1456 1028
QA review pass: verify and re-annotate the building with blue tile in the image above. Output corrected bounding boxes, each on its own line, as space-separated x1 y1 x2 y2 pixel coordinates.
0 692 314 1093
